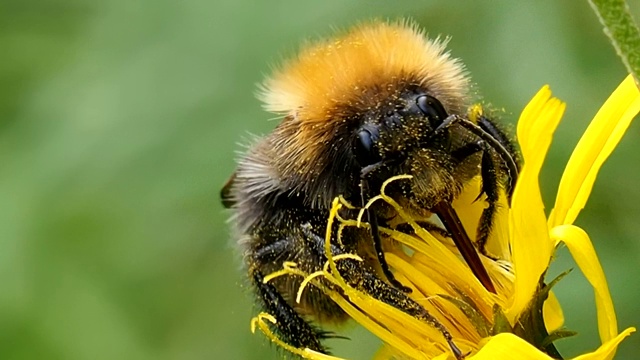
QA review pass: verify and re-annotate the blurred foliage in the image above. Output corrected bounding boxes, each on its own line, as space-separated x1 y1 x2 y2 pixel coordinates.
0 1 638 359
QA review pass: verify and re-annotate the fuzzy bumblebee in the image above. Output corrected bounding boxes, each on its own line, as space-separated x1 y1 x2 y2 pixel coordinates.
222 21 519 358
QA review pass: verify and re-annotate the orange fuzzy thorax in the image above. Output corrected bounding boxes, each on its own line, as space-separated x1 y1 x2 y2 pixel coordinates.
260 21 470 123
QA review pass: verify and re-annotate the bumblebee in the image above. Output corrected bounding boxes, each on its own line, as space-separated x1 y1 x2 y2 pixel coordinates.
221 21 519 357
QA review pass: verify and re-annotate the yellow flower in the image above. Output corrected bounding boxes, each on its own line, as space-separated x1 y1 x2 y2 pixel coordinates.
252 74 640 359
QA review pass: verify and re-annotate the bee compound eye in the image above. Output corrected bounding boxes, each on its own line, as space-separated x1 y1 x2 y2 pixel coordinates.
416 95 448 127
353 128 381 167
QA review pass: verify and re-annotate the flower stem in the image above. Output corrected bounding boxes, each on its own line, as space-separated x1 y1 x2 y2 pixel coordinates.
588 0 640 85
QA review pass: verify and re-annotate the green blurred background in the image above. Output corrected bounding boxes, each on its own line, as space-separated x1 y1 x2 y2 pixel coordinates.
1 1 639 359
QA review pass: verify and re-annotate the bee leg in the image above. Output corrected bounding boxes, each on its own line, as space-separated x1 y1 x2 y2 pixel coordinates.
302 229 464 359
452 138 502 259
475 115 520 200
249 238 331 353
451 138 505 261
367 207 413 293
360 179 412 293
475 141 501 260
250 268 328 353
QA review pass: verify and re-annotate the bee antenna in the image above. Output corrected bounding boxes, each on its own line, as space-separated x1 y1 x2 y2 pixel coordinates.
432 115 519 201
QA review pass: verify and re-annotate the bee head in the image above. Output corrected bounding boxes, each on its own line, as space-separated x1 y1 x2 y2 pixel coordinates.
259 21 470 207
352 87 450 171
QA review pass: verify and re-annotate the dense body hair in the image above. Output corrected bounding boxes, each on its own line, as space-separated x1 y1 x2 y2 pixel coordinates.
261 21 468 117
223 20 518 357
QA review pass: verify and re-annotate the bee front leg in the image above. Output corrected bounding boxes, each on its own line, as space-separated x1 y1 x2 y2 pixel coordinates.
475 140 501 258
451 139 502 260
475 115 520 200
366 207 413 293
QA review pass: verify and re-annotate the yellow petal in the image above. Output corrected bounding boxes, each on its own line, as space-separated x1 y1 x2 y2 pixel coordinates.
470 329 635 360
470 333 553 360
431 353 450 360
508 88 566 321
543 291 565 333
571 328 636 360
326 293 425 359
549 75 640 227
517 85 551 157
549 225 617 344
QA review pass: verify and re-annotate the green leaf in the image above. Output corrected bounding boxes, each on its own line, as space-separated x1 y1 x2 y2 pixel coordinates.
588 0 640 84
